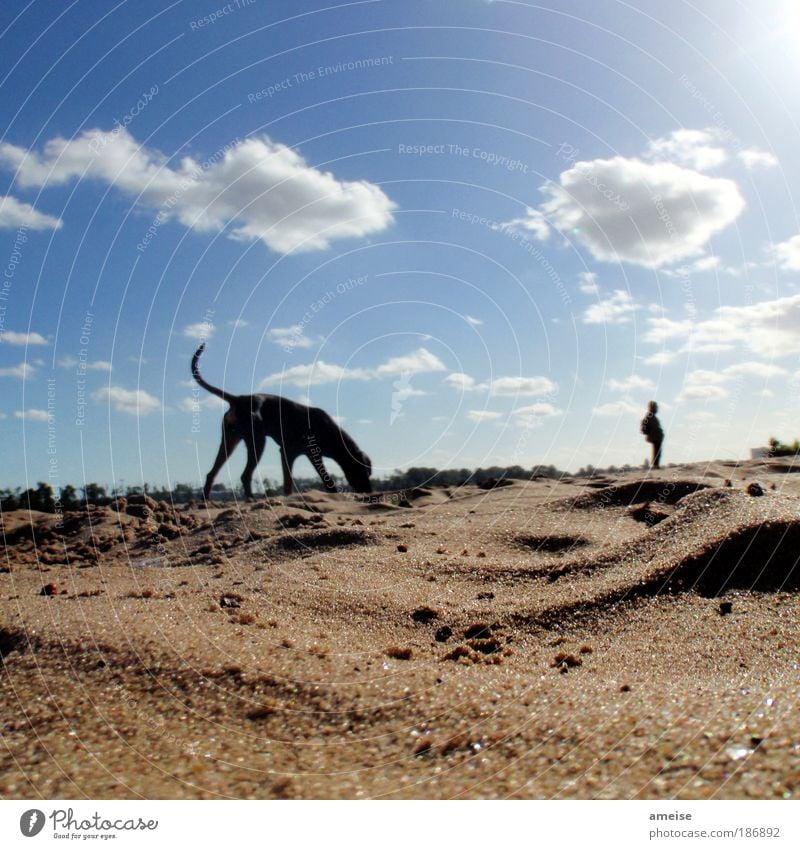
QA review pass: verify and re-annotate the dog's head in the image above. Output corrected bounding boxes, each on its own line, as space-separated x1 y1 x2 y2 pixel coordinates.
344 450 372 493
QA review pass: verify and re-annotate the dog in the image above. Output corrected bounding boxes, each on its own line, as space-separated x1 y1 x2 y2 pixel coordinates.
192 344 372 499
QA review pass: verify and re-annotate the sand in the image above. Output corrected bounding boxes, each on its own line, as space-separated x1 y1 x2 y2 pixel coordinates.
2 460 799 799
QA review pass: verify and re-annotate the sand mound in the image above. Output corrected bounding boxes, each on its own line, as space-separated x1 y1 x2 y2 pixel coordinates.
564 479 709 510
524 489 800 628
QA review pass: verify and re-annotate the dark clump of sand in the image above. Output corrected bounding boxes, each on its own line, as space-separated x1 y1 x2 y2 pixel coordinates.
2 459 800 799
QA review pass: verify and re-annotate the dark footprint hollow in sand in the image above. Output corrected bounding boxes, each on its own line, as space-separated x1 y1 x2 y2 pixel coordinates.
514 534 589 554
267 526 378 553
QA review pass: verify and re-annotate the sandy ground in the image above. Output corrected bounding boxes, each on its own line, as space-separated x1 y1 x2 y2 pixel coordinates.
2 459 799 800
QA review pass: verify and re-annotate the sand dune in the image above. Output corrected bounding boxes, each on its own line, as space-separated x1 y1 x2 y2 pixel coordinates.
2 461 799 799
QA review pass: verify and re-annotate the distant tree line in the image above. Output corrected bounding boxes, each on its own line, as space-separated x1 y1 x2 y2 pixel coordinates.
1 460 656 514
767 437 800 458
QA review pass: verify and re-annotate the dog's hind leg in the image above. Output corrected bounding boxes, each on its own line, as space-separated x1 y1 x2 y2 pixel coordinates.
203 422 241 500
240 432 266 500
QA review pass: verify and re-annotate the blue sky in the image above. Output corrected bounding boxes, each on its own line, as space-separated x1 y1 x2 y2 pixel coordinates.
3 0 800 491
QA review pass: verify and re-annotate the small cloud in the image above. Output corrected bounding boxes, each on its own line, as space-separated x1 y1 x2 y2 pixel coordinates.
772 235 800 272
373 348 446 377
57 356 111 371
738 149 778 170
645 129 727 171
93 386 161 415
495 206 550 241
592 399 641 416
464 315 484 327
14 408 49 421
679 383 728 401
607 374 655 393
577 272 599 295
583 290 637 325
512 402 562 425
444 372 478 391
229 319 249 328
0 195 62 230
267 324 315 349
260 348 466 390
643 350 679 366
0 330 48 346
489 376 557 396
0 362 35 379
183 321 215 340
262 361 369 387
467 410 503 422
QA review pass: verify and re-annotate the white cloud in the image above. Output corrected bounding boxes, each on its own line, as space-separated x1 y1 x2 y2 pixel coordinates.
577 271 599 295
679 382 729 401
772 235 800 272
57 356 111 371
444 372 477 391
0 195 62 230
607 374 655 392
643 350 679 366
738 149 778 170
539 155 744 268
646 129 727 171
373 348 446 377
643 316 694 344
583 290 638 324
0 330 48 345
592 399 641 416
663 255 721 279
262 360 369 387
0 362 35 379
512 402 562 425
464 315 483 326
263 347 447 387
0 129 395 254
677 362 784 402
93 386 160 415
694 294 800 358
183 321 215 340
497 206 550 241
488 376 557 396
467 410 503 422
724 361 786 379
14 408 49 421
267 324 315 348
229 319 248 328
444 372 557 397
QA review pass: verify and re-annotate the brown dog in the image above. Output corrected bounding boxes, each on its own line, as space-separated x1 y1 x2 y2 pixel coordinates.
192 344 372 499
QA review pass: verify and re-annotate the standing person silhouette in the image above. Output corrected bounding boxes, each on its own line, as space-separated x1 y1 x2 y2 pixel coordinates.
640 401 664 469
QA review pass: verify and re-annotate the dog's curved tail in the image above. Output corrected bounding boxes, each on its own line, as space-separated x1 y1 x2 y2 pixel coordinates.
191 344 235 404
